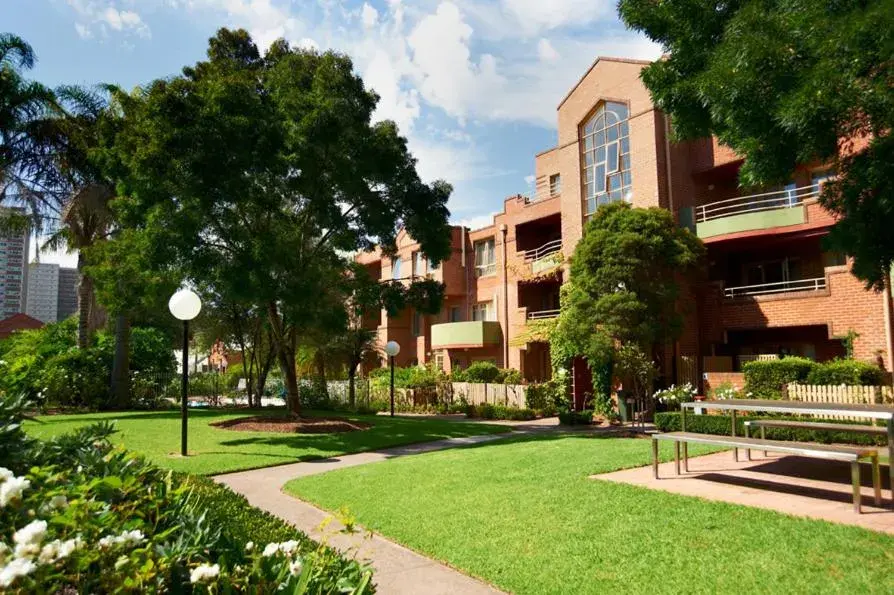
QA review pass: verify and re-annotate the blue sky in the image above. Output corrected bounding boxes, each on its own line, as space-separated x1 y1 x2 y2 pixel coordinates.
4 0 660 265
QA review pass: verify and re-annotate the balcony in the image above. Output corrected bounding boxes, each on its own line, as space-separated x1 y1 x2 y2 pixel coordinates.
692 185 820 239
723 277 827 299
526 309 560 321
431 321 502 350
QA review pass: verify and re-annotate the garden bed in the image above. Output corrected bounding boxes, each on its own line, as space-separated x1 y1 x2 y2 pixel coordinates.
211 415 372 434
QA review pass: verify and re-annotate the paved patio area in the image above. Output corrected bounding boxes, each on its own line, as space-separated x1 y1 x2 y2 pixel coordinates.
594 449 894 534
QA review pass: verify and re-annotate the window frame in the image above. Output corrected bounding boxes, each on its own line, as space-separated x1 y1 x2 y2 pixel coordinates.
581 101 633 217
391 256 402 280
474 238 497 278
549 173 561 197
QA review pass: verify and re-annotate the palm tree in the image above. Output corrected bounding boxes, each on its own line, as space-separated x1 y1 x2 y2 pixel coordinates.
336 327 379 408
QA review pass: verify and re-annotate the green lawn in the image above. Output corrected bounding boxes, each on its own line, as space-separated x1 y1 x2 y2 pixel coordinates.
286 435 894 594
24 409 509 475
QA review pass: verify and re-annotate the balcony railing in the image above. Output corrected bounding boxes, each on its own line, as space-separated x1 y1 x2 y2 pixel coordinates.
737 354 780 368
724 277 826 298
527 309 560 320
696 184 820 223
523 239 562 262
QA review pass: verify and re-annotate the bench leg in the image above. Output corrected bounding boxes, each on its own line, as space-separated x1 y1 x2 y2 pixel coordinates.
652 438 659 479
744 424 751 461
761 426 768 458
674 441 680 475
731 410 738 462
872 455 882 507
851 460 862 514
683 443 689 472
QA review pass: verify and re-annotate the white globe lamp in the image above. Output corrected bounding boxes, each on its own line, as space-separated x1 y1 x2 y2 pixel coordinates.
384 341 400 416
169 288 202 457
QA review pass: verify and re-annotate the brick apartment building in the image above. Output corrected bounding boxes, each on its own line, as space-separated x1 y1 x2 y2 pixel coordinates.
357 57 894 399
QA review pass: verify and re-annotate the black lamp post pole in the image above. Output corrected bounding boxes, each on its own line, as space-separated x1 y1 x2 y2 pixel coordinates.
181 320 189 456
389 355 395 417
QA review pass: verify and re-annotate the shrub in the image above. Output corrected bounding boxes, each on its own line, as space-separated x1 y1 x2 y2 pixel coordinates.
369 364 445 390
526 380 563 413
653 383 696 411
708 381 747 400
455 361 501 383
654 412 887 447
40 348 113 409
0 394 375 593
558 410 593 425
743 357 816 399
805 359 885 386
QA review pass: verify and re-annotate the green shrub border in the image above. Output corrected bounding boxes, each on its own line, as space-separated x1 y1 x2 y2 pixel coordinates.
655 412 887 446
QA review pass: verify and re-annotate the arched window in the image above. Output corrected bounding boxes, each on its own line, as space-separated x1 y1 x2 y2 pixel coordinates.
582 101 632 217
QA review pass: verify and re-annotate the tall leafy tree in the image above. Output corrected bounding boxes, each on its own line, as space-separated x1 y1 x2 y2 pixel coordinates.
619 0 894 288
552 204 703 397
103 29 451 415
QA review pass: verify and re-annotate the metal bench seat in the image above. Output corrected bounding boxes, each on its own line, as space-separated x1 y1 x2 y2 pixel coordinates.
651 432 882 513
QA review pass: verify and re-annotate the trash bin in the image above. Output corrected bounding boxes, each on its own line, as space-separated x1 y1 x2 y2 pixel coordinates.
616 390 633 423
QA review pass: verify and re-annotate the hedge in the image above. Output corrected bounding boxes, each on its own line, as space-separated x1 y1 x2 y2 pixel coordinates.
742 357 816 399
655 412 887 447
805 359 886 386
465 403 537 421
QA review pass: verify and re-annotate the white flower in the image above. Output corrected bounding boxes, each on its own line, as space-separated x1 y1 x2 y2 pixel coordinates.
115 555 129 570
38 542 58 564
97 529 145 550
48 495 68 511
55 537 82 561
289 558 303 577
0 468 13 482
0 476 30 507
0 557 36 588
278 540 300 556
262 543 280 557
13 520 47 550
190 563 220 584
244 541 254 552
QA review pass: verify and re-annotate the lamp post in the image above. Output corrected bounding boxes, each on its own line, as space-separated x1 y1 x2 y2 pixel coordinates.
169 289 202 456
384 341 400 417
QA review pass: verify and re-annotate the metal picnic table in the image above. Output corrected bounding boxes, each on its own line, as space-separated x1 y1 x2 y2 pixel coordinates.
681 399 894 506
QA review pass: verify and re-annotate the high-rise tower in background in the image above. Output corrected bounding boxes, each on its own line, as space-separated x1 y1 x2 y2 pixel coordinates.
26 262 60 323
57 267 78 321
0 207 30 319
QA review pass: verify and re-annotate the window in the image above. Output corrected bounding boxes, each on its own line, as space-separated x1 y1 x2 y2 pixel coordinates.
391 257 402 280
549 174 561 197
582 102 633 217
449 306 462 322
412 251 426 277
428 258 440 271
433 351 445 371
412 311 423 336
472 301 496 322
474 239 496 277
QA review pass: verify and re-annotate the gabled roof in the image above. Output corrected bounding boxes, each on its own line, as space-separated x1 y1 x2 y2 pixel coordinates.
0 313 44 339
556 56 653 110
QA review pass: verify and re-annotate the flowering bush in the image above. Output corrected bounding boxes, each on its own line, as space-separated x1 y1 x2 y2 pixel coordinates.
0 394 374 593
708 381 749 400
653 383 697 411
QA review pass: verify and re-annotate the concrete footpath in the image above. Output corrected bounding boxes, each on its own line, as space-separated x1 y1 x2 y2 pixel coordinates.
214 433 511 595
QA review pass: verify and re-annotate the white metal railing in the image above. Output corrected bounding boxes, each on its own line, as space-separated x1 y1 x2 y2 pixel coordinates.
475 263 496 277
724 277 826 298
527 309 560 320
737 354 780 367
523 239 562 262
696 184 820 223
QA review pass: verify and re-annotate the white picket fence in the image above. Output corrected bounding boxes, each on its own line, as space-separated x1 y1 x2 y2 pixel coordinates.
786 383 894 420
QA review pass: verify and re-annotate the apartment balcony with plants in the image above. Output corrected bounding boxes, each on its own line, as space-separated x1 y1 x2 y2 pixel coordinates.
514 213 562 279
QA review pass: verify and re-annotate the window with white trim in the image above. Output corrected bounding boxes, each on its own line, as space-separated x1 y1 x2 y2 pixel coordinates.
549 174 561 197
472 301 496 322
474 238 496 277
412 251 425 277
391 257 402 280
582 102 632 217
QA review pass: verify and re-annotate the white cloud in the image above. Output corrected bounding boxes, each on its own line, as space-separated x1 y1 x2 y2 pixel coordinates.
361 2 379 29
500 0 616 34
67 1 151 38
170 0 303 49
537 38 559 62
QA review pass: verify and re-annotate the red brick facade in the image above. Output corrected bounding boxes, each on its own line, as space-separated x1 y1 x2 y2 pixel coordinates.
358 56 894 395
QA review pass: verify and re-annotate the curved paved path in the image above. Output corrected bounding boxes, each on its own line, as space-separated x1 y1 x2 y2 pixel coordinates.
214 433 510 594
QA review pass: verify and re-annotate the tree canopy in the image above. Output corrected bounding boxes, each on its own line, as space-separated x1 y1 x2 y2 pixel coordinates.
101 29 451 413
551 203 703 383
619 0 894 288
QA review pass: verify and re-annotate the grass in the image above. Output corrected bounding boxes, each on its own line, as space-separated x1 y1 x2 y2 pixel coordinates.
24 408 508 475
286 435 894 594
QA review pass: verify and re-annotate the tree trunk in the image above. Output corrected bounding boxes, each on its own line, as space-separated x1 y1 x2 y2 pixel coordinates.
254 343 275 405
75 254 92 349
348 367 356 408
110 314 131 409
267 301 300 416
313 350 329 398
